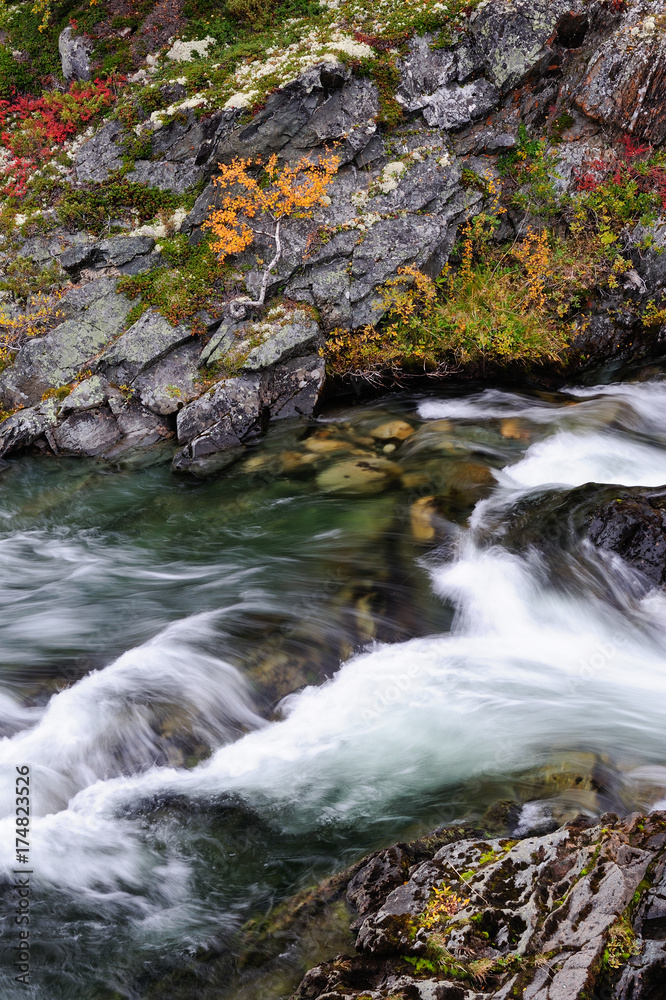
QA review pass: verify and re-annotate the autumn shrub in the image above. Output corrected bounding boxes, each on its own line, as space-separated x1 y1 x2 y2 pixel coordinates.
0 78 120 197
325 232 570 378
0 257 65 302
204 152 339 313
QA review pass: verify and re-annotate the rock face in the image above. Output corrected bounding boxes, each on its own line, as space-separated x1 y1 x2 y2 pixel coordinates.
575 0 666 144
7 0 666 472
288 811 666 1000
0 278 137 409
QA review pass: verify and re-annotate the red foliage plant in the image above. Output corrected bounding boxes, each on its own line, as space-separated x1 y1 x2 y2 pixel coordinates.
0 78 122 197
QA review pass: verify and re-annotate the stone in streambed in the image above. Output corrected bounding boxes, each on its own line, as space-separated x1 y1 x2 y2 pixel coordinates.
316 457 401 494
369 420 415 441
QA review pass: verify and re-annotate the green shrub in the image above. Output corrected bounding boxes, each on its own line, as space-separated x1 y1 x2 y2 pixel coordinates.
57 180 188 234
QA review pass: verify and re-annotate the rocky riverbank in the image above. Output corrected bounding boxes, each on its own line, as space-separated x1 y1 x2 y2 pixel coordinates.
3 0 666 473
281 809 666 1000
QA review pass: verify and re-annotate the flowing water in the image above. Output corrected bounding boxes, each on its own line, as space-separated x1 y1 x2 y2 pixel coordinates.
3 371 666 998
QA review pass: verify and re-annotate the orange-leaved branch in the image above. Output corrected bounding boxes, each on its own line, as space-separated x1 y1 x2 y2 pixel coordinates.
204 152 339 317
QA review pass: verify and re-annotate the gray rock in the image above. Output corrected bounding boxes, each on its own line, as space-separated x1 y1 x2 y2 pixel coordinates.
199 318 244 366
58 26 92 82
349 216 445 327
95 308 192 385
60 376 113 414
172 347 325 474
265 353 325 419
421 78 500 130
281 76 379 165
0 279 137 409
0 400 59 458
133 341 202 415
629 218 666 291
52 398 172 459
293 812 666 1000
75 121 124 183
205 309 322 370
53 407 122 456
126 159 205 195
470 0 580 92
286 260 352 333
60 237 157 276
173 373 262 474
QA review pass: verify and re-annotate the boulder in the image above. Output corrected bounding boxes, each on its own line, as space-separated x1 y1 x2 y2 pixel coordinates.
58 26 92 83
588 494 666 588
291 812 666 1000
133 341 202 415
94 308 192 385
172 353 325 475
52 398 172 459
60 237 158 277
0 279 137 409
0 399 59 458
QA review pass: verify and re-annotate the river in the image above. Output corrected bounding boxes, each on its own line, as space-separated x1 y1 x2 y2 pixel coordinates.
2 371 666 998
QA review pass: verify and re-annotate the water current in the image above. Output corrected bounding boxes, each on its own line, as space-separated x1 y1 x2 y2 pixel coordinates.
3 372 666 998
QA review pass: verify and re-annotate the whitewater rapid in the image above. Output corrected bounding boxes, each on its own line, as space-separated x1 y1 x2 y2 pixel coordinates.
4 377 666 988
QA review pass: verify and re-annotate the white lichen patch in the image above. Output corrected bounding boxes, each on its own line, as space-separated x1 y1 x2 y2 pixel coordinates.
166 36 217 62
376 160 407 194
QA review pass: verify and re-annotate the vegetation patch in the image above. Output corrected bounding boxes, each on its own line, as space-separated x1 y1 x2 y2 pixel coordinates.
117 231 228 325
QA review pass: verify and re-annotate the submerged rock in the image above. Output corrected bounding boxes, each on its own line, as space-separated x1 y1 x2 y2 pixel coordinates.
316 457 401 494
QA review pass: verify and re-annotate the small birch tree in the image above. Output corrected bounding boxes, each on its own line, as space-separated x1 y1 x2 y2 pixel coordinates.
204 152 339 319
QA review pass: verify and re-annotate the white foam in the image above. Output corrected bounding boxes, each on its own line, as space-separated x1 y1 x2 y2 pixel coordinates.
500 430 666 489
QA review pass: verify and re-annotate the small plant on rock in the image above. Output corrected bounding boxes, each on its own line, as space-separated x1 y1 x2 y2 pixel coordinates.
204 152 339 318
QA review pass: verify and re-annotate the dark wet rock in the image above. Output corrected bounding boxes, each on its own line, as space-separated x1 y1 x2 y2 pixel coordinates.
60 236 158 277
281 76 379 164
588 494 666 587
289 812 666 1000
172 373 262 475
0 399 59 458
0 278 137 409
172 353 325 475
52 406 122 456
52 398 172 458
58 26 92 82
268 353 325 419
94 308 192 385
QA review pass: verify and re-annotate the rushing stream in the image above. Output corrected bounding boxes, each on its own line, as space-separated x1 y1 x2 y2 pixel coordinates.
3 371 666 998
